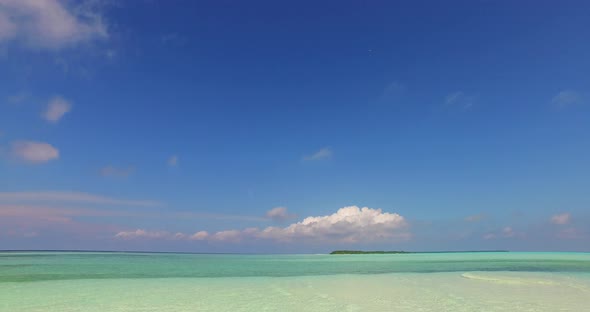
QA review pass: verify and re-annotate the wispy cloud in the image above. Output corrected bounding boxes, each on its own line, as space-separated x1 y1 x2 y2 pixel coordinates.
116 206 410 244
160 33 187 46
265 206 296 222
100 165 134 178
445 91 475 110
167 155 178 167
0 191 161 207
6 91 29 105
378 81 406 103
10 140 59 164
550 213 571 225
556 227 586 240
0 204 124 238
115 229 170 240
483 226 516 240
42 96 71 123
464 213 485 222
0 0 108 50
303 147 332 161
551 90 582 108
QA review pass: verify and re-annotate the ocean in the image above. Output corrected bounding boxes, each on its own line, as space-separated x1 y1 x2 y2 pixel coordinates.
1 252 589 311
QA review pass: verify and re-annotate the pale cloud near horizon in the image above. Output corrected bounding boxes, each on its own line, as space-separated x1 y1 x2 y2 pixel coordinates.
115 229 169 240
552 90 582 108
550 213 571 225
100 165 134 178
190 231 209 240
303 147 332 161
42 96 71 123
10 141 59 163
115 206 410 244
483 226 515 240
0 191 161 207
265 206 296 222
0 0 108 50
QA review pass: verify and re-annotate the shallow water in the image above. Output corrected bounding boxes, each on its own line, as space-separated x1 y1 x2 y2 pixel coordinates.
1 252 589 311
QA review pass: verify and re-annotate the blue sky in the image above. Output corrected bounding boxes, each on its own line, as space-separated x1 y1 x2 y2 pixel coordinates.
0 0 589 253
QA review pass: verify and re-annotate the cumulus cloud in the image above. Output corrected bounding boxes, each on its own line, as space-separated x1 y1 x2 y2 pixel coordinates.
265 206 296 222
0 191 161 207
168 155 178 167
258 206 408 243
116 206 410 244
303 147 332 161
42 96 71 123
552 90 582 108
100 165 134 178
10 140 59 163
445 91 475 110
550 213 571 225
0 0 108 50
190 231 209 240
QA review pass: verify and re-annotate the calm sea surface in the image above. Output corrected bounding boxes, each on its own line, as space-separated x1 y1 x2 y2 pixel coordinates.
1 252 589 311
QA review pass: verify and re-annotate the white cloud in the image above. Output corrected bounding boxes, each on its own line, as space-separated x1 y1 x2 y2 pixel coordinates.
0 0 108 50
445 91 475 110
502 226 514 237
115 229 171 240
168 155 178 167
550 213 571 225
42 96 71 123
189 231 209 240
483 233 496 240
116 206 410 244
0 191 161 207
303 147 332 161
484 226 515 240
100 165 134 178
266 206 296 222
10 140 59 163
211 230 243 242
258 206 408 243
552 90 582 108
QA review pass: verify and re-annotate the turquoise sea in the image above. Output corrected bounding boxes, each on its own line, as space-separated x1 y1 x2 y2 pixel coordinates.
1 252 589 311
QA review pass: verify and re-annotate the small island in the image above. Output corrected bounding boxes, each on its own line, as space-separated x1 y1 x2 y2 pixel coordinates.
330 250 410 254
